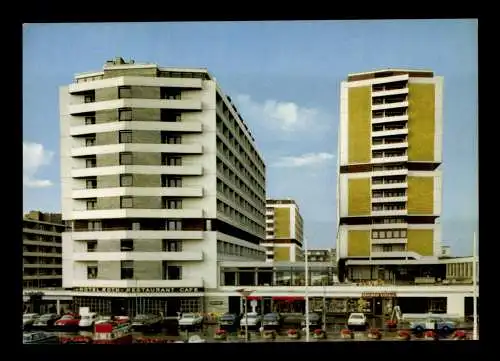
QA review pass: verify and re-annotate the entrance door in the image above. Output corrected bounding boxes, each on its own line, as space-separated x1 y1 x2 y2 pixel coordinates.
111 298 128 316
374 298 383 316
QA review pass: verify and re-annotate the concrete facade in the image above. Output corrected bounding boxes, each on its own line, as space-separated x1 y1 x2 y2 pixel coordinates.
60 58 267 295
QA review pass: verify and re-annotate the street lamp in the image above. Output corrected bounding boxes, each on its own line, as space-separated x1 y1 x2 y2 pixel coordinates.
237 288 254 342
304 238 310 342
472 232 478 340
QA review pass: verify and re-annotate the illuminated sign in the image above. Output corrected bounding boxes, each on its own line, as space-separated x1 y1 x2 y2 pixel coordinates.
73 287 204 293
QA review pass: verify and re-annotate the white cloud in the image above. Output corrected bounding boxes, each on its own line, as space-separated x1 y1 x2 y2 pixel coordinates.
23 141 54 188
272 152 335 168
235 94 325 132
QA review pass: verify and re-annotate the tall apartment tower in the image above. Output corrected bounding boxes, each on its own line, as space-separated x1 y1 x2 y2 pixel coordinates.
60 57 266 315
336 69 443 277
263 199 304 262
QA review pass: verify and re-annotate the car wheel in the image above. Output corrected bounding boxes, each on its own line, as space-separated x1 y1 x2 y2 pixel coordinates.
442 326 450 334
415 326 424 333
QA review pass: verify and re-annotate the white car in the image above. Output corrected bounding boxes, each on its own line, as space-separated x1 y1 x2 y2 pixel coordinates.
347 313 367 330
240 313 262 328
79 312 97 328
178 313 204 330
23 313 40 329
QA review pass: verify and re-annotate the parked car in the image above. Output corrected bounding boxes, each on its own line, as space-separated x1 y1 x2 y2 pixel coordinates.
79 312 98 328
240 312 262 329
409 318 457 334
301 312 322 329
23 313 40 330
178 313 204 331
33 313 60 329
130 314 163 332
54 313 81 330
347 312 367 330
218 313 241 330
262 312 283 330
23 331 59 344
282 313 304 328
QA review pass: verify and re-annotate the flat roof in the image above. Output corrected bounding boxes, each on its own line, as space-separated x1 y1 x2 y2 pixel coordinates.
347 68 434 77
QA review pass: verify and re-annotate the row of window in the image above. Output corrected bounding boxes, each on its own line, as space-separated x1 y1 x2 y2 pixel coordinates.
83 130 184 147
372 94 408 105
216 97 265 174
216 240 265 260
216 116 265 184
372 150 407 158
86 239 182 252
87 261 182 280
84 152 185 168
372 190 406 198
372 229 408 239
216 200 264 236
372 203 406 211
217 179 264 223
217 158 265 214
85 174 183 190
86 219 184 231
372 136 407 146
372 121 407 132
372 176 407 185
217 140 265 201
83 109 183 125
86 196 185 210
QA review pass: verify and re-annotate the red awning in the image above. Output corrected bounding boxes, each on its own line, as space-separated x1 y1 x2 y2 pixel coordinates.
272 296 304 302
247 296 262 300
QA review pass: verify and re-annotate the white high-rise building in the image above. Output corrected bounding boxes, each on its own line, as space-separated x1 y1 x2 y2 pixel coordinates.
59 57 266 315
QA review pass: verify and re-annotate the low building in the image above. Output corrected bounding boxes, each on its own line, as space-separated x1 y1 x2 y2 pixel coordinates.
307 248 336 264
23 211 66 289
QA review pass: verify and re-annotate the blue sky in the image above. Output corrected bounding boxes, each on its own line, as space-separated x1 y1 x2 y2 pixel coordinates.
22 20 478 255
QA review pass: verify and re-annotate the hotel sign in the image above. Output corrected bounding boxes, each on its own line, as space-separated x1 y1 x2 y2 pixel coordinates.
73 287 204 294
361 292 397 298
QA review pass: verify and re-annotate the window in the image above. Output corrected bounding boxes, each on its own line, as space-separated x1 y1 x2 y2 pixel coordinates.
164 134 182 144
88 221 102 231
85 116 96 125
87 265 98 279
119 152 133 165
401 230 407 237
163 262 182 280
132 222 141 230
85 137 96 146
167 156 182 166
121 261 134 280
118 86 132 98
372 231 379 239
165 199 182 209
86 178 97 189
120 196 133 208
161 110 181 122
120 239 134 252
120 174 133 187
87 199 97 210
163 176 182 187
161 88 182 100
87 240 97 252
119 108 132 121
162 239 182 252
86 158 96 168
382 245 392 252
119 131 132 143
166 220 182 230
84 94 95 103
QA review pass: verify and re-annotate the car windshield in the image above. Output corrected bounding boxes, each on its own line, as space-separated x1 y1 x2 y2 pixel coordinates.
134 315 149 320
81 315 92 320
350 314 364 319
246 314 258 318
60 315 73 320
182 313 194 318
39 315 52 320
264 314 278 319
23 314 34 320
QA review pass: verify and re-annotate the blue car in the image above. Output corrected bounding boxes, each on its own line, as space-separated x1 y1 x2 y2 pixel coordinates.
409 318 457 334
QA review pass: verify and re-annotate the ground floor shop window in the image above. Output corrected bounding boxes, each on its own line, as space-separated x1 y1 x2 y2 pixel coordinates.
180 298 202 313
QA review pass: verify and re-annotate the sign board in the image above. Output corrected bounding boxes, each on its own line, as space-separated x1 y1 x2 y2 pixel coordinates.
250 300 258 307
361 292 397 298
73 287 204 294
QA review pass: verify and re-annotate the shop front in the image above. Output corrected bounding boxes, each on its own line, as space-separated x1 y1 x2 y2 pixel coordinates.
71 287 205 316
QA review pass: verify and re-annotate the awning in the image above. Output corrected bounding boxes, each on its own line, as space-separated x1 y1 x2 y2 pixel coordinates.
272 296 304 302
247 296 262 300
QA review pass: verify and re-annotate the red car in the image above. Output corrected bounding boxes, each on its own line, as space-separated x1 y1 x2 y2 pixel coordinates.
54 314 81 329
